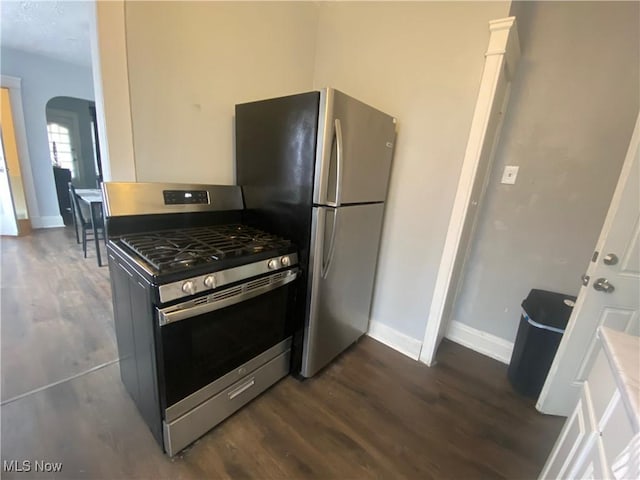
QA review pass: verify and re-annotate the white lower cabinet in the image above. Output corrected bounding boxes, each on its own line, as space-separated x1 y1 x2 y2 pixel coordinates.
569 436 607 480
539 348 635 479
541 389 592 479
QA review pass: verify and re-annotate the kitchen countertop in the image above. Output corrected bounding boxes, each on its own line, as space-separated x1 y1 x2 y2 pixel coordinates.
599 326 640 433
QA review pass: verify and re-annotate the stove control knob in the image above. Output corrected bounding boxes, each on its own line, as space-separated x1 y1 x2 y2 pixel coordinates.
203 275 216 289
280 256 290 267
267 259 279 270
182 280 196 295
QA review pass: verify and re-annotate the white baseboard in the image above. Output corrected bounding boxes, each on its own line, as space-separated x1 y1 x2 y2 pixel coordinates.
31 215 64 229
367 320 422 361
445 320 514 365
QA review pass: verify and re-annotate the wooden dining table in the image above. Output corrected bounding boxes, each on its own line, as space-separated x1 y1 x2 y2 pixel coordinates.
75 188 105 267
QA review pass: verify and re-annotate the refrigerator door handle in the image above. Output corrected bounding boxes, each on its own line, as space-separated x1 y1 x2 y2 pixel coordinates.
321 208 338 279
334 118 344 207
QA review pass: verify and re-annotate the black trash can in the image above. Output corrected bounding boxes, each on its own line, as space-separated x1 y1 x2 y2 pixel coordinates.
507 289 577 398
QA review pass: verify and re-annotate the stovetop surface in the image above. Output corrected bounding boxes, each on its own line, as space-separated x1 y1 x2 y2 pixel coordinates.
115 223 294 280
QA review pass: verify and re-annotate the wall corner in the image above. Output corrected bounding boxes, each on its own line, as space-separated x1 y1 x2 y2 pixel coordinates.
90 0 136 182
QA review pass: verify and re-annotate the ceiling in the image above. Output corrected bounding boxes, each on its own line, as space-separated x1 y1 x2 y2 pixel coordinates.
1 0 93 67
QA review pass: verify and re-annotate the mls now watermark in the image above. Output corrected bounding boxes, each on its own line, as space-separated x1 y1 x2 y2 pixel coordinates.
3 460 63 473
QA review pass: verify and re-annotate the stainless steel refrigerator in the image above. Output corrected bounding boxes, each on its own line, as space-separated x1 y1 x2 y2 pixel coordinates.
236 88 396 378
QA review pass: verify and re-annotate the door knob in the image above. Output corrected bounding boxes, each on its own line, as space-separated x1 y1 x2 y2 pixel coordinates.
603 253 618 265
593 278 615 293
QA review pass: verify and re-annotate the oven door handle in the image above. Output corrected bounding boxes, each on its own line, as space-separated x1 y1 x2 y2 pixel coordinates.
157 269 298 326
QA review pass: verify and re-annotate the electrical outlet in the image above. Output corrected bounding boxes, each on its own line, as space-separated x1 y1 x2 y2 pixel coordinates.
501 165 519 185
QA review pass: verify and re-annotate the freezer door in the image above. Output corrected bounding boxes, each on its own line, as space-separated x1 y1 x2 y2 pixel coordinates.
301 203 385 377
314 89 396 206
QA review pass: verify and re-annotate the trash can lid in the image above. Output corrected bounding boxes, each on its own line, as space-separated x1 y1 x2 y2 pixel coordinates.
521 289 577 331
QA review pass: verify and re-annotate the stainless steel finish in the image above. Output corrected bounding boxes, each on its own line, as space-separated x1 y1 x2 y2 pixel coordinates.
163 349 291 457
592 251 599 262
182 280 196 295
603 253 619 265
582 274 590 286
593 278 615 293
321 208 338 279
312 88 396 206
159 252 298 303
158 268 298 326
268 259 278 270
228 378 255 400
303 90 397 378
280 256 290 267
301 203 386 378
111 244 156 277
102 182 243 217
313 88 333 205
334 118 344 206
203 275 216 289
165 338 291 422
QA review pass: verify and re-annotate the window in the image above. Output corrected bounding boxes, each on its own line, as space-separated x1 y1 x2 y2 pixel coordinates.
47 122 76 178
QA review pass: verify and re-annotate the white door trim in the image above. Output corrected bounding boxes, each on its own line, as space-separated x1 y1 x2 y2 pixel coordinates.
419 17 521 366
0 75 39 225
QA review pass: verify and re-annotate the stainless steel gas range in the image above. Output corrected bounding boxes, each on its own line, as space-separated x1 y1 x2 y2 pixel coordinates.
102 182 299 456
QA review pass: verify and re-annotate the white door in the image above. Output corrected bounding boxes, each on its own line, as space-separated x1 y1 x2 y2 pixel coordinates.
537 112 640 416
0 132 18 236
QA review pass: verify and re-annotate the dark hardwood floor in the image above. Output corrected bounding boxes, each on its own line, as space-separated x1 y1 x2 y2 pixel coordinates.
1 227 564 479
1 227 115 402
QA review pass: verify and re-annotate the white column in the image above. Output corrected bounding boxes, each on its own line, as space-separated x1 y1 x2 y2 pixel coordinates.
419 17 521 366
89 0 137 182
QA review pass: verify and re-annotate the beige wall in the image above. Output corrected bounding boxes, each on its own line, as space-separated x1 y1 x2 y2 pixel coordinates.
313 1 511 339
124 1 319 185
95 1 639 357
99 1 510 343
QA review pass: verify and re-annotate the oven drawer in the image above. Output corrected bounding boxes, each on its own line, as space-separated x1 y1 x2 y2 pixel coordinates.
162 348 290 456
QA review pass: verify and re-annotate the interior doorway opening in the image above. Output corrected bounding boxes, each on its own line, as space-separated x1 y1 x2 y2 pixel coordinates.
1 86 31 236
45 96 101 226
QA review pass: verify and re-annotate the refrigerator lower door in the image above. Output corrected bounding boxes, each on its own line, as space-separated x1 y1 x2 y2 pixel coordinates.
300 203 385 377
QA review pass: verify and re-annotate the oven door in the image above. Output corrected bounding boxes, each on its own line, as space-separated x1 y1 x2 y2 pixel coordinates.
156 268 298 420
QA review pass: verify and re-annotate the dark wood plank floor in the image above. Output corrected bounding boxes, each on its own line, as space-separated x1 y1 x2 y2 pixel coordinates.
1 228 115 402
1 227 564 479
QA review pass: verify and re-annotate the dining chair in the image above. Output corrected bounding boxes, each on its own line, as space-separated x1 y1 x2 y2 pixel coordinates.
68 183 80 244
69 184 105 259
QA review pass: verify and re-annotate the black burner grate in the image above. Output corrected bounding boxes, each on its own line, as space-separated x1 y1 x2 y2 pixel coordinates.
120 224 291 272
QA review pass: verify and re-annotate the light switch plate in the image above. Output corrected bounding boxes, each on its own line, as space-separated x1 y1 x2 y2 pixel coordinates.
501 165 519 185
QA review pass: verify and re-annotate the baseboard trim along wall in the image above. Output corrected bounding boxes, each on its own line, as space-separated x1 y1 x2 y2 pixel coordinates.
366 319 515 365
31 215 64 229
445 320 514 365
367 320 422 361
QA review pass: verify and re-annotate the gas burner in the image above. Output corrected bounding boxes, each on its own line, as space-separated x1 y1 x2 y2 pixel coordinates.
119 224 291 273
227 233 253 241
245 243 266 253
